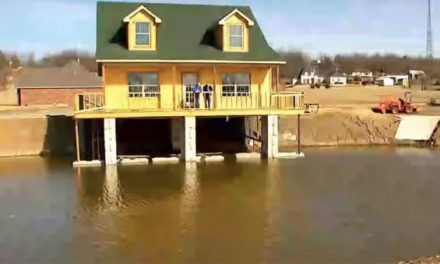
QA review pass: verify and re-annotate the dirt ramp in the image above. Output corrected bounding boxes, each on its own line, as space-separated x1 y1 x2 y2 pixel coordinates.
280 109 400 147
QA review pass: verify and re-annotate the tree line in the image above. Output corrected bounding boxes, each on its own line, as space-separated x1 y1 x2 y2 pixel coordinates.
279 50 440 80
0 50 98 72
1 49 439 80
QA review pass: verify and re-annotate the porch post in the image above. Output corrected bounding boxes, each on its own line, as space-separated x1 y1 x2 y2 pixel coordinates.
172 65 177 110
212 66 217 109
102 64 106 107
297 114 301 154
104 118 117 165
258 84 261 108
276 66 280 92
261 115 279 159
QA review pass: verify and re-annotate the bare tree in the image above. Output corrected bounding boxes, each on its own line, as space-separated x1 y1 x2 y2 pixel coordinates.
40 50 97 72
10 54 21 68
279 50 310 79
318 55 335 76
0 50 8 69
25 53 37 67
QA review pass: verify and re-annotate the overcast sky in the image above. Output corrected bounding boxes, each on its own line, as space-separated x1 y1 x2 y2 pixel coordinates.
1 0 438 58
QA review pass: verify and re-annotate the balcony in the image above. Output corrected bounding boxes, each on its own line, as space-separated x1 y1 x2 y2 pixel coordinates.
74 86 304 119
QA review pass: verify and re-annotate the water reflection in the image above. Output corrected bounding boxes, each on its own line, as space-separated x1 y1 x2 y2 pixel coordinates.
103 165 122 209
7 148 438 263
264 160 282 261
180 163 199 233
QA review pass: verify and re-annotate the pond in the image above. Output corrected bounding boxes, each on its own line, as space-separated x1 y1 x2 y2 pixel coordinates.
0 147 439 263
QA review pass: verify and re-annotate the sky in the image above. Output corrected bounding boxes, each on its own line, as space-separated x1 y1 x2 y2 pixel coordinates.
1 0 439 58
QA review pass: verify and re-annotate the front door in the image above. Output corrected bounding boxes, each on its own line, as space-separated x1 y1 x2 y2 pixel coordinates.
182 73 198 108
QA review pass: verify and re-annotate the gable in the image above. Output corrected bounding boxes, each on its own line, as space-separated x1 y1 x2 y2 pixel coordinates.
218 8 255 26
130 10 154 22
224 14 246 26
96 2 284 63
123 5 162 23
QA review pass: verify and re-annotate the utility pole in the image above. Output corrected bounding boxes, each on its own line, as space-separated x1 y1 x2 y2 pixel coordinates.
424 0 433 91
427 0 433 59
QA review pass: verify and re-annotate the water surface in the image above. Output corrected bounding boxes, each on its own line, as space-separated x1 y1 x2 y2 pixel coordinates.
1 148 440 263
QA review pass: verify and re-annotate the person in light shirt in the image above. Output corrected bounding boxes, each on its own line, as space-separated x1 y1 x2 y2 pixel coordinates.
192 82 203 108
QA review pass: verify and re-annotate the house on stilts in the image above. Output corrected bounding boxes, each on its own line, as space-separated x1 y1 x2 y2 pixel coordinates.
73 1 304 165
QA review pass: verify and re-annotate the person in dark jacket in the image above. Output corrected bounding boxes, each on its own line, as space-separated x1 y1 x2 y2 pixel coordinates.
203 84 213 109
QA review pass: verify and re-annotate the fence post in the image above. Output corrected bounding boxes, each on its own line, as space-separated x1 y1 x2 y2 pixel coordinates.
75 95 79 111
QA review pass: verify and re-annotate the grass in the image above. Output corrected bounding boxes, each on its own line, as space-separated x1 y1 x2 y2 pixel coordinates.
286 85 440 106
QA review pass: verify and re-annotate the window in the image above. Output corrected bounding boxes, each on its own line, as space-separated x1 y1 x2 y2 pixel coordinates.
229 24 243 48
222 73 250 96
128 73 159 98
135 22 150 46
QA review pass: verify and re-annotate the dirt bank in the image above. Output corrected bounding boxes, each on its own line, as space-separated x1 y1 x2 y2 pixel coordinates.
1 107 439 158
398 255 440 264
0 116 74 157
279 109 440 148
289 85 440 107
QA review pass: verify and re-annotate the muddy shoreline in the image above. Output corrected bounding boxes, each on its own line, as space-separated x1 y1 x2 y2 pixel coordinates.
0 108 438 158
279 108 440 148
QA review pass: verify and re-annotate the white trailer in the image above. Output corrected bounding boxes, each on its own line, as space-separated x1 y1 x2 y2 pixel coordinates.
376 77 394 86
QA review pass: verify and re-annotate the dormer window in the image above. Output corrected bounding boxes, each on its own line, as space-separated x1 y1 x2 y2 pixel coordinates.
229 24 244 48
123 5 162 51
218 9 254 52
135 22 151 46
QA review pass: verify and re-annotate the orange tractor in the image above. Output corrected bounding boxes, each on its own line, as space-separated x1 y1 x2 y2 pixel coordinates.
372 92 418 114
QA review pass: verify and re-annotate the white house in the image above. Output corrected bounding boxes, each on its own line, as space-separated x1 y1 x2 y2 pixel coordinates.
300 60 325 85
351 69 373 78
300 71 324 85
409 70 425 80
376 76 394 86
330 71 347 86
386 75 409 86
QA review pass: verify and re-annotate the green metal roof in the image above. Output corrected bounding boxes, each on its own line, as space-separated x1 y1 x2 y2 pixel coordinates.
96 1 284 63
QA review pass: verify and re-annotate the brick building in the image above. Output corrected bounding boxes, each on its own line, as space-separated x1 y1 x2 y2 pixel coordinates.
15 61 102 106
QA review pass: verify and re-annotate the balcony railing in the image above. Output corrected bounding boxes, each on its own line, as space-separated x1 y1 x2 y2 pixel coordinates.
176 91 269 110
76 92 105 112
271 92 304 110
74 89 304 113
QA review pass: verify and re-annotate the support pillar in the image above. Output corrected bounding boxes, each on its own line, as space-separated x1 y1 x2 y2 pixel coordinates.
171 118 182 152
181 116 197 162
78 120 87 160
244 117 252 149
244 116 260 151
74 119 87 161
75 119 80 162
261 115 279 159
104 118 117 165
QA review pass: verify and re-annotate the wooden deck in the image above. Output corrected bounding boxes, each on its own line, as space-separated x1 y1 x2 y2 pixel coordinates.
73 91 305 119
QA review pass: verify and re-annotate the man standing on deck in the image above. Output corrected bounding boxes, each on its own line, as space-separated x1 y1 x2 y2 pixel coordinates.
203 84 213 109
192 82 203 108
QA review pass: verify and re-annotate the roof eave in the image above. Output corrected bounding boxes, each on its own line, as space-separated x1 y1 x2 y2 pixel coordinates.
96 59 286 65
16 85 102 89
